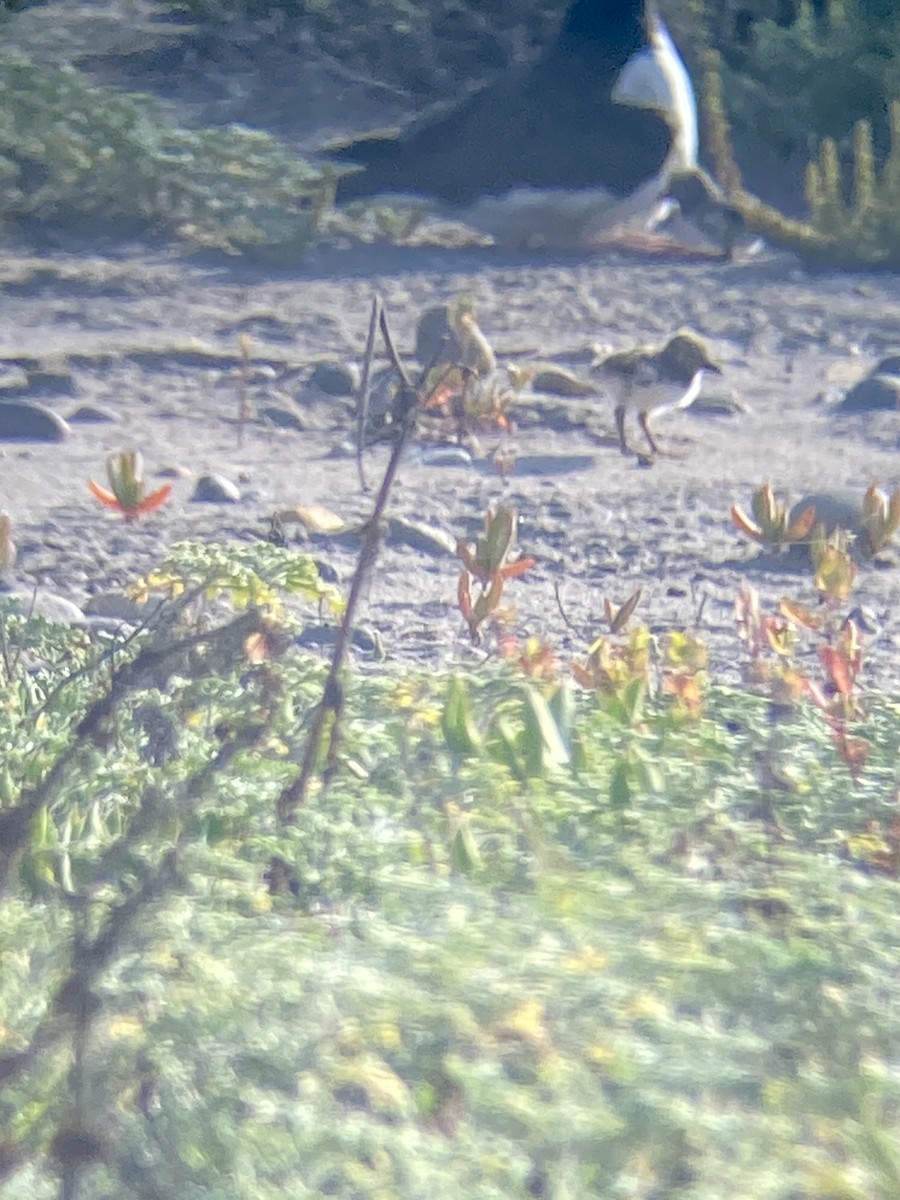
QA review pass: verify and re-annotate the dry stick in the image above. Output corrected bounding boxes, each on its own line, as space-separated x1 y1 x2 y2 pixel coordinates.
356 295 382 493
237 333 254 448
553 579 586 638
278 302 420 825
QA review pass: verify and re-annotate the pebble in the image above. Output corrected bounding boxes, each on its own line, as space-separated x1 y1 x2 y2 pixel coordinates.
690 390 751 416
24 366 77 397
18 591 86 625
66 403 119 424
834 374 900 413
414 445 474 468
308 360 360 397
387 516 457 557
530 365 597 397
295 624 382 654
787 491 877 561
258 404 306 431
82 592 160 622
190 473 242 503
0 400 70 441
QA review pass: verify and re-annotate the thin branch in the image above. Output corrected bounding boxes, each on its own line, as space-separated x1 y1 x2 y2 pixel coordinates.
356 294 382 493
278 302 421 824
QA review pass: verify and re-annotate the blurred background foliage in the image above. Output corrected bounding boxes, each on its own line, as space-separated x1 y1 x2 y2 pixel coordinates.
1 0 900 259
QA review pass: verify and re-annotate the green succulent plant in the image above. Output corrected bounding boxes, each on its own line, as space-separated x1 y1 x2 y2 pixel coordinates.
691 0 900 268
0 52 332 256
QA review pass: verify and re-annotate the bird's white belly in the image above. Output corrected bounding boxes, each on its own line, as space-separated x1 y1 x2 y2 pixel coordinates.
605 370 702 417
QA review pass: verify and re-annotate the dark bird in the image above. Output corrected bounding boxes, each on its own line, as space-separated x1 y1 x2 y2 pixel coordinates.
328 0 700 250
662 167 747 260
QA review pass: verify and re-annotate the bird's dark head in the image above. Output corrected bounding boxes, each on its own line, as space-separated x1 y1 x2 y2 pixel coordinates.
556 0 647 63
660 331 722 377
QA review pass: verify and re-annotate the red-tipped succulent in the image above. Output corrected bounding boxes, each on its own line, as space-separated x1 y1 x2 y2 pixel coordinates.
89 451 172 522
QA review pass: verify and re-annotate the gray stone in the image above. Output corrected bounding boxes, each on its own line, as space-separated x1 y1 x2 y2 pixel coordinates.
25 366 77 397
530 366 597 397
295 624 382 654
415 445 474 468
19 592 86 626
387 516 456 556
190 473 241 503
258 404 306 431
82 592 161 621
790 492 863 538
690 390 750 416
871 354 900 377
787 491 876 561
67 403 119 424
0 400 70 441
309 360 360 397
835 374 900 413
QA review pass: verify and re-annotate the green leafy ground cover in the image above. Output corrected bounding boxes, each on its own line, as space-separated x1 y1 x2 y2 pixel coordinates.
2 541 900 1198
0 50 332 256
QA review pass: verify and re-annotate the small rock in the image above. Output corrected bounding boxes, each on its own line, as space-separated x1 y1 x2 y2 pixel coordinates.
530 365 597 397
475 453 596 477
871 353 900 377
690 390 750 416
82 592 160 622
277 504 347 534
789 491 872 560
25 366 77 397
67 403 119 424
296 624 382 654
415 445 474 468
0 367 29 391
190 473 241 503
258 404 306 431
314 558 340 584
20 592 86 626
309 360 360 396
0 400 70 441
835 374 900 413
387 516 456 556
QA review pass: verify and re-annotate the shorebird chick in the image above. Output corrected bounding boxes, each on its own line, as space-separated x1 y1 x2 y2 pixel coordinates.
593 330 721 455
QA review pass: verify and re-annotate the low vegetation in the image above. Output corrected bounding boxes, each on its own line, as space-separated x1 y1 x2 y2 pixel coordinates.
3 308 900 1198
0 48 331 256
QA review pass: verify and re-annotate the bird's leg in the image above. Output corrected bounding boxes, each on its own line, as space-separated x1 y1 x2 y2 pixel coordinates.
638 410 661 456
615 405 629 455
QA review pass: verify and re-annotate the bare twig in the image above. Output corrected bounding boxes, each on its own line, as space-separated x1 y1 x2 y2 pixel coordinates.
356 295 382 493
278 302 421 824
553 579 586 637
236 333 255 447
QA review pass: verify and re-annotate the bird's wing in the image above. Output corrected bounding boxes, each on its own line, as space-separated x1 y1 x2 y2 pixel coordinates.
332 52 672 206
